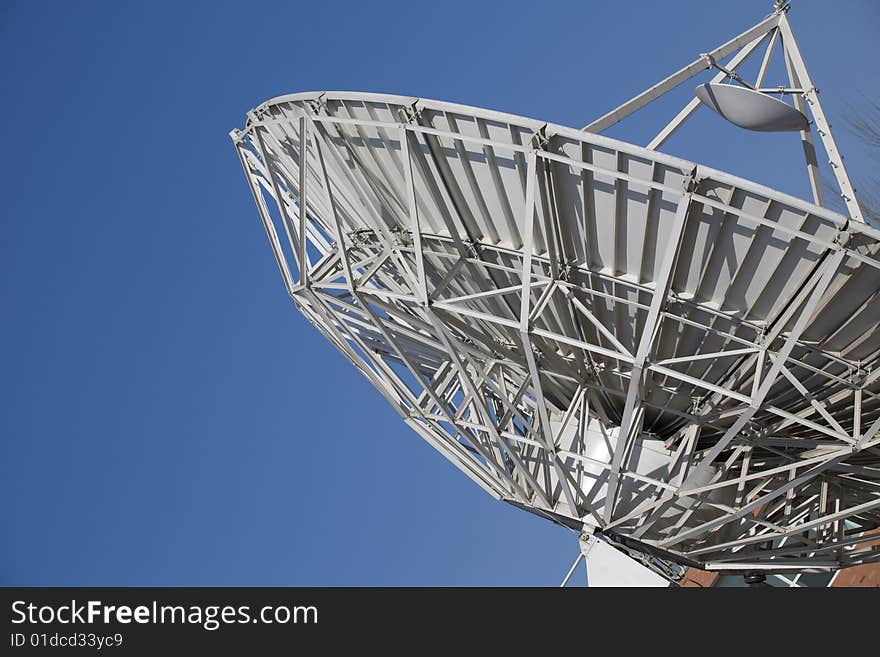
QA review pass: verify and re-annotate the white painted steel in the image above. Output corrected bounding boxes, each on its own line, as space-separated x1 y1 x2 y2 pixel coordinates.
232 7 880 577
582 535 670 587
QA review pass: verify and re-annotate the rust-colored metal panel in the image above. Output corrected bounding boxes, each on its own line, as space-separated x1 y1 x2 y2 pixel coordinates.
832 530 880 587
832 564 880 587
679 568 719 588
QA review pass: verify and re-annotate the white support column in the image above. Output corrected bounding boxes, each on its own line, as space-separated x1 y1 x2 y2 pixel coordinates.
298 116 310 286
781 39 825 207
755 27 780 88
603 178 695 523
777 11 863 222
400 124 428 305
516 150 584 516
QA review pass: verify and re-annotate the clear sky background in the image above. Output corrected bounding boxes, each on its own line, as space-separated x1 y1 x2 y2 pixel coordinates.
2 0 877 585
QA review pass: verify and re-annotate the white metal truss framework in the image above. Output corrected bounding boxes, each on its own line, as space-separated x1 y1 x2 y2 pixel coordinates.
231 6 880 575
583 2 864 224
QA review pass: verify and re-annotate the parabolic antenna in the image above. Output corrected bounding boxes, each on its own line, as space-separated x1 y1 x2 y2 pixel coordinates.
695 83 809 132
232 3 880 583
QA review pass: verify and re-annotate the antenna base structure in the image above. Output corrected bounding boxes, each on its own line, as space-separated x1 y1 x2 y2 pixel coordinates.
233 3 880 582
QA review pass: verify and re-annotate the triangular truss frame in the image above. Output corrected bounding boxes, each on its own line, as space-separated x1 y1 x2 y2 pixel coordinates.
582 1 864 224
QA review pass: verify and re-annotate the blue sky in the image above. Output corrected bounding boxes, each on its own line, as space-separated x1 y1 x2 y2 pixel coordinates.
1 0 877 585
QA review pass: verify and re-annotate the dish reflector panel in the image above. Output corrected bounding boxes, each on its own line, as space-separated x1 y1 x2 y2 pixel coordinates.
232 91 880 575
695 83 810 132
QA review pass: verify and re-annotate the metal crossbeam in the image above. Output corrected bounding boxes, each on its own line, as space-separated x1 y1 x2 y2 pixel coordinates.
604 181 695 523
583 13 780 133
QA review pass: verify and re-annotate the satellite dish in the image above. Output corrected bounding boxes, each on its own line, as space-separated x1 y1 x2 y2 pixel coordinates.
232 4 880 585
695 82 810 131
